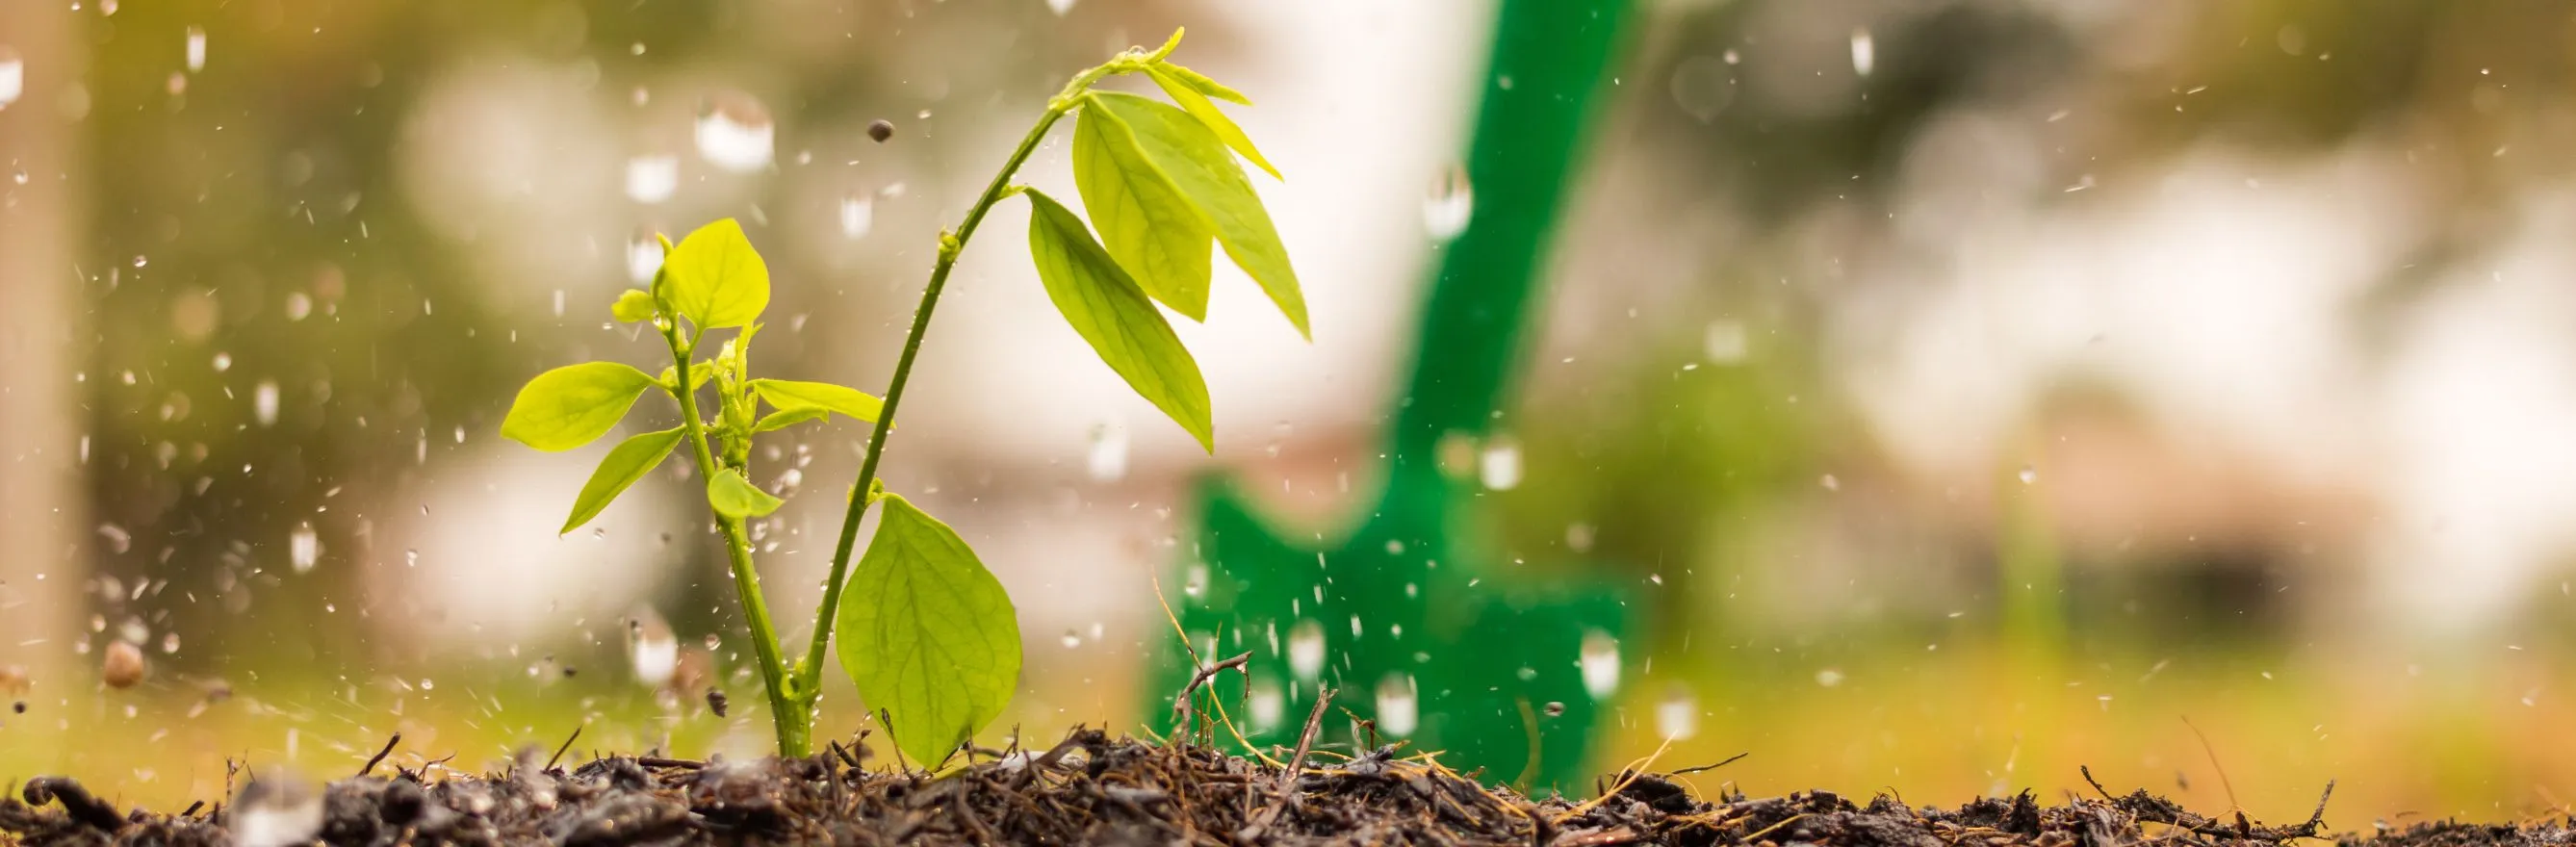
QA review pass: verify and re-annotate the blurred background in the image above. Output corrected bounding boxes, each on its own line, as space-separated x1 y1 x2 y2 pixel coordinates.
8 0 2576 825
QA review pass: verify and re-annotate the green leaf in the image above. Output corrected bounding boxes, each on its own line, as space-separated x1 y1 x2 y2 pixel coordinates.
1149 60 1250 106
560 427 684 534
749 378 884 424
707 469 784 518
835 495 1021 768
611 289 658 322
754 406 829 433
660 218 770 329
1079 91 1308 338
1073 101 1215 321
501 362 658 451
1024 190 1215 450
1146 66 1277 179
657 361 716 394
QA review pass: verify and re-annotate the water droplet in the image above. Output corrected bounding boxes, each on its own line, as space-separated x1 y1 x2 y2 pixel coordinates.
1422 165 1474 241
96 524 131 554
288 524 320 574
1478 436 1522 491
131 254 148 269
1655 685 1698 739
1247 677 1283 732
1816 667 1845 687
1565 523 1595 553
184 27 207 72
252 379 279 426
283 292 311 321
1060 629 1082 649
212 351 231 372
1703 320 1748 364
694 92 775 173
1374 673 1419 737
1578 629 1619 700
1850 28 1875 77
1542 701 1566 717
1286 619 1326 682
1087 423 1128 482
1181 562 1209 599
625 154 679 204
101 640 145 689
628 606 679 687
838 192 874 239
2018 465 2038 484
160 631 181 654
628 228 664 285
229 770 323 847
1045 0 1076 15
0 47 23 111
1668 55 1736 123
1819 474 1840 492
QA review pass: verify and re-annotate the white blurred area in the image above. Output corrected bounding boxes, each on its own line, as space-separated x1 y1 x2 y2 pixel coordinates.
371 0 2576 667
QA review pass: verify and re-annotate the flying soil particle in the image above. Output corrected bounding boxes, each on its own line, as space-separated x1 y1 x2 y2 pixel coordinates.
101 641 145 689
867 119 894 142
706 689 729 718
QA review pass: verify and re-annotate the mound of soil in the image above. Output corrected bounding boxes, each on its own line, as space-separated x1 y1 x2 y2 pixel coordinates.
0 728 2436 847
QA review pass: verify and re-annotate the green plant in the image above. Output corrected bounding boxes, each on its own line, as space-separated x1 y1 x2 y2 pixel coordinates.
496 29 1302 766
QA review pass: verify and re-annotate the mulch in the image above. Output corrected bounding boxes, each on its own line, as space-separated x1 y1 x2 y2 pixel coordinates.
0 726 2525 847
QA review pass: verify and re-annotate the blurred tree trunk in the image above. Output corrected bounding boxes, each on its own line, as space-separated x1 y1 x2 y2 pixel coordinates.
0 3 84 693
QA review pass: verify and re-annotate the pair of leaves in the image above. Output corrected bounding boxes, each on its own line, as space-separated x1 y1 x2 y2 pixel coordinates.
835 495 1021 768
500 363 676 532
1026 190 1214 450
1072 90 1306 337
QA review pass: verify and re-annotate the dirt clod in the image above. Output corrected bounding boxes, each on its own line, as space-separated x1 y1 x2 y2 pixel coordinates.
0 732 2419 847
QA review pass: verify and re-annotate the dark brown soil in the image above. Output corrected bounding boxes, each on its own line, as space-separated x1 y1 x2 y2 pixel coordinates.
0 728 2460 847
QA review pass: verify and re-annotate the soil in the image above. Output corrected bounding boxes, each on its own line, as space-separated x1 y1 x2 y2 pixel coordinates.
0 728 2498 847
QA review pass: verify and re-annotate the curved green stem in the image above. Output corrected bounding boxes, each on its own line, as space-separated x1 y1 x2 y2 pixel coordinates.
664 324 807 756
790 64 1127 698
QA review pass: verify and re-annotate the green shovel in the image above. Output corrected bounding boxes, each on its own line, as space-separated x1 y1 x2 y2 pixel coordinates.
1150 0 1636 793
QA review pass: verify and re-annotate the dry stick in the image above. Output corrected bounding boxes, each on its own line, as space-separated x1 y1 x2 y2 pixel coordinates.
1670 752 1749 777
2179 716 2238 811
1170 651 1252 733
546 725 583 771
1244 685 1335 839
359 732 402 777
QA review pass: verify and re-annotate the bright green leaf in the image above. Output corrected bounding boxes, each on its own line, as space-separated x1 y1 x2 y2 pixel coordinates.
661 218 770 329
657 361 716 394
501 362 658 451
835 495 1021 768
1024 190 1214 450
1149 60 1250 106
1080 92 1308 338
560 427 684 534
1146 66 1277 179
707 469 784 518
754 406 830 433
749 378 884 424
611 289 659 322
1072 102 1214 321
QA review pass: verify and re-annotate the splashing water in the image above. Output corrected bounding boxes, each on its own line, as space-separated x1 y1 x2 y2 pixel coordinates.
1423 165 1474 241
694 93 775 173
1087 423 1128 482
628 229 664 285
252 379 279 426
1374 673 1419 737
0 47 22 111
1479 436 1522 491
1655 685 1698 739
1850 29 1875 77
1579 629 1619 700
625 154 679 204
1286 619 1326 682
629 606 679 687
838 193 874 239
229 771 323 847
288 524 320 573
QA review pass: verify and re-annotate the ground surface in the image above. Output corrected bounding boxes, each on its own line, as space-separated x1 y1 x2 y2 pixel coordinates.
0 729 2513 847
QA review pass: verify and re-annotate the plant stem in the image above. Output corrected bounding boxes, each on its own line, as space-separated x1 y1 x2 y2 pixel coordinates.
664 326 808 756
791 64 1121 696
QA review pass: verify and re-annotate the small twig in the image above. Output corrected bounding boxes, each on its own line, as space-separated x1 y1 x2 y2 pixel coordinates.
636 756 704 770
2180 716 2238 811
547 725 584 771
1169 651 1252 734
1242 686 1334 840
359 732 402 777
1670 752 1748 777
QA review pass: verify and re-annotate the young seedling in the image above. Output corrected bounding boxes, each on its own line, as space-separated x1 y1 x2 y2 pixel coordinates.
499 29 1303 765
